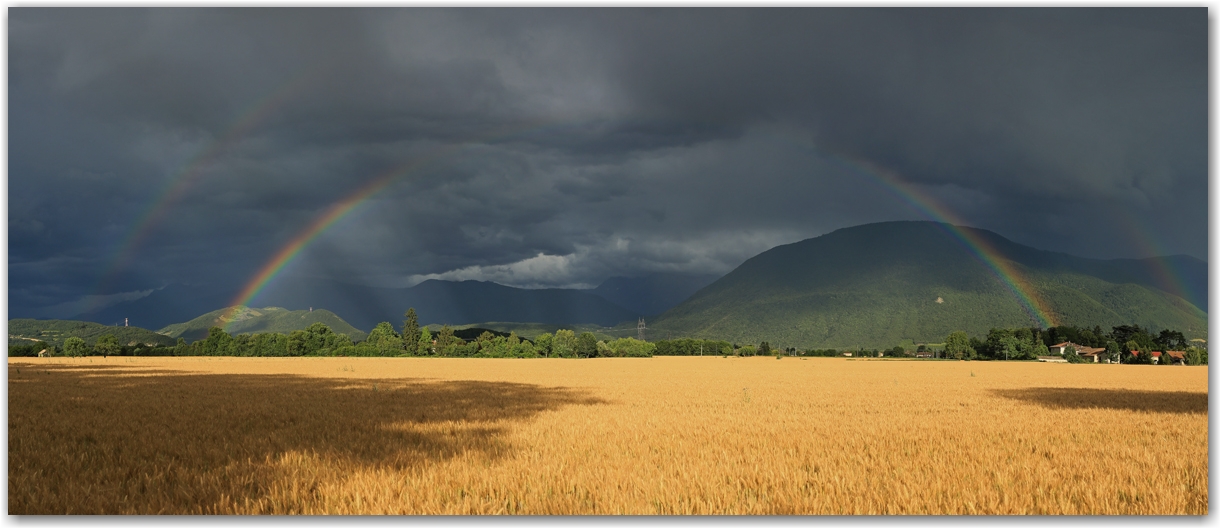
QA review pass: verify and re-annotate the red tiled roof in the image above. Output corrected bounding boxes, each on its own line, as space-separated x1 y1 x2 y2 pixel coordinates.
1132 350 1166 358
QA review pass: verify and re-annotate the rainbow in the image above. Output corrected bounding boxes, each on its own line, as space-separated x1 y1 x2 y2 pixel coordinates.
1110 211 1200 309
226 123 1073 331
88 64 326 312
222 165 403 331
819 154 1058 328
220 122 549 331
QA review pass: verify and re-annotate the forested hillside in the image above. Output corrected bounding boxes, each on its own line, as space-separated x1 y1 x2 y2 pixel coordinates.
651 221 1207 349
158 306 367 342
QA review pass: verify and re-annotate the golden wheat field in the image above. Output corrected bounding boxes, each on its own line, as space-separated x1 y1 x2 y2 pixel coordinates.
7 355 1208 515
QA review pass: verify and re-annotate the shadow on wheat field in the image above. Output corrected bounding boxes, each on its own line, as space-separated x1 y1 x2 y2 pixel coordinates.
991 387 1207 415
8 362 605 514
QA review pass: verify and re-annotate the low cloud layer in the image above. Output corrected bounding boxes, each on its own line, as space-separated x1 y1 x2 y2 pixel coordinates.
8 8 1206 317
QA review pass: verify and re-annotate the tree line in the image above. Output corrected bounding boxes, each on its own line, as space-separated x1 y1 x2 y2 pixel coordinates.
12 308 657 359
10 312 1206 366
939 324 1207 365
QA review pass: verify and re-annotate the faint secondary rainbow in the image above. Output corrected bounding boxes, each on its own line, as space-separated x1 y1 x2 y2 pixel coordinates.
220 122 550 331
820 153 1057 328
88 64 326 312
1110 211 1199 309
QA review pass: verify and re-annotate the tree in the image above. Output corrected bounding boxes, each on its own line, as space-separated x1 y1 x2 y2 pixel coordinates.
1155 329 1187 352
402 308 420 356
1127 340 1153 365
552 329 576 358
1112 325 1154 353
1184 347 1204 366
288 323 346 356
576 332 598 358
535 333 553 358
419 327 433 356
998 336 1020 361
944 331 975 360
94 334 120 357
1032 341 1050 360
200 327 234 356
367 322 402 356
436 325 458 356
891 345 906 357
1063 344 1086 364
1104 340 1121 364
759 341 773 357
64 337 87 357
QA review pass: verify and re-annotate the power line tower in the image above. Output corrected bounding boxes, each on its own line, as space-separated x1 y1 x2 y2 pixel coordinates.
637 318 646 341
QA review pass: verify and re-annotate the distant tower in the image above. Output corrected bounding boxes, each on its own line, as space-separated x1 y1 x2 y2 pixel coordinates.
637 318 646 341
124 318 128 327
309 307 313 312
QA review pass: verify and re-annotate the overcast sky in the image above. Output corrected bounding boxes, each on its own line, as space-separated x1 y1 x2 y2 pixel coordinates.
8 8 1207 318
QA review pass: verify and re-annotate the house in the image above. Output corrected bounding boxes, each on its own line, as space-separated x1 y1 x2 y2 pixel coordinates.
1050 341 1108 362
1049 342 1075 355
1049 341 1105 356
1129 350 1184 364
1078 350 1104 363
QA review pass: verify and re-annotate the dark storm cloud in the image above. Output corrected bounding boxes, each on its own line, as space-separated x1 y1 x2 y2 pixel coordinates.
8 8 1206 317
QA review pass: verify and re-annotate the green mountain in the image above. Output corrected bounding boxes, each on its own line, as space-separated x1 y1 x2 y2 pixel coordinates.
8 318 177 348
650 221 1207 349
158 306 367 342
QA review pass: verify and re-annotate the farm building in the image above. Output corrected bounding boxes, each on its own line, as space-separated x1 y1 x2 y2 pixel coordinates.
1129 351 1186 365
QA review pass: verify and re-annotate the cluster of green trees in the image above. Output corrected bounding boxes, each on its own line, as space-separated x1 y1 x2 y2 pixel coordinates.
18 308 662 359
939 324 1207 365
653 338 732 356
22 335 125 357
7 341 54 357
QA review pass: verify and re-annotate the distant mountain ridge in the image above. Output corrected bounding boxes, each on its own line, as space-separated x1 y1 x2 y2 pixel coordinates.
650 221 1207 349
158 306 367 342
241 278 643 331
587 273 722 316
395 280 642 328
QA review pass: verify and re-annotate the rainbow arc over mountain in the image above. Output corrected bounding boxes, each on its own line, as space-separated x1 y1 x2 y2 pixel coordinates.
813 155 1062 328
219 125 1212 333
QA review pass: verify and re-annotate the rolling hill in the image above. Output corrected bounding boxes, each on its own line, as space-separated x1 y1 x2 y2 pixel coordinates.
650 221 1207 349
8 319 177 347
158 306 367 342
